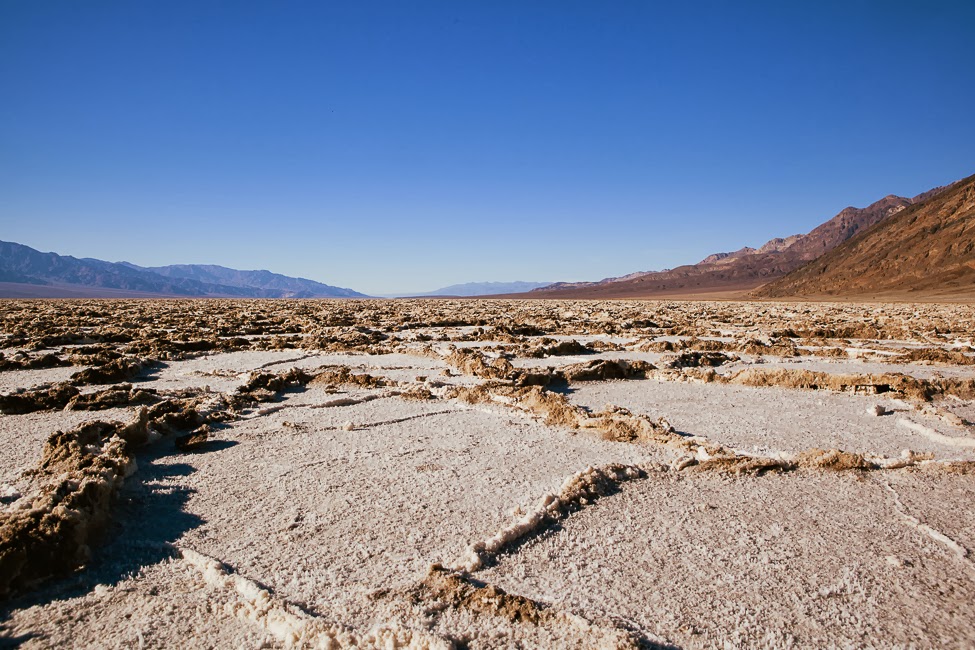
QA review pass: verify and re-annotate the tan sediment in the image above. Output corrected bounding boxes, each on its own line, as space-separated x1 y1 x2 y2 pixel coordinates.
308 365 390 389
70 357 152 386
792 448 874 471
558 359 654 382
894 347 975 366
443 348 515 380
64 384 160 411
0 382 80 414
0 410 148 596
0 352 70 371
720 367 975 402
410 565 655 649
522 338 592 358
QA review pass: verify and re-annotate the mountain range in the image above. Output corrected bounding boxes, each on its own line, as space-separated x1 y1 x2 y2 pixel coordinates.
2 173 971 301
0 241 366 298
521 182 957 300
755 173 975 300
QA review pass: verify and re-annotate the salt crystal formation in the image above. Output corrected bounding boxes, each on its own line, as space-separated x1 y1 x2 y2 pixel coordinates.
0 298 973 648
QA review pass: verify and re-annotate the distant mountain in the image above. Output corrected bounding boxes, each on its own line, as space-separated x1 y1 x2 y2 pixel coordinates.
700 234 803 264
123 263 364 298
754 174 975 299
419 281 553 297
0 241 366 298
524 184 949 300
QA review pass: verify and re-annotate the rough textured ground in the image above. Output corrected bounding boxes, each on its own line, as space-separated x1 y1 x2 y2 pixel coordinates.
0 299 973 648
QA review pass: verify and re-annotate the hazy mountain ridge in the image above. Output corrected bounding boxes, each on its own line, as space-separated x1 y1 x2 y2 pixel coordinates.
124 263 364 298
0 241 366 298
418 281 553 297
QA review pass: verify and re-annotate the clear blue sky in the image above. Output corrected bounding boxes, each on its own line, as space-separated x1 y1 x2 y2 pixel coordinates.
2 1 973 295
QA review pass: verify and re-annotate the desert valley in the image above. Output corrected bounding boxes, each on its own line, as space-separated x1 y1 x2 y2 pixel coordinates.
0 176 974 648
3 3 975 647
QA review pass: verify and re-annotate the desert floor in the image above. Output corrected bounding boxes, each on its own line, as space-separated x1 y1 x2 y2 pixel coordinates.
0 299 973 649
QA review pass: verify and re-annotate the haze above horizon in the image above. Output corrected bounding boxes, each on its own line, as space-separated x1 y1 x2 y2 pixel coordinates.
2 1 974 295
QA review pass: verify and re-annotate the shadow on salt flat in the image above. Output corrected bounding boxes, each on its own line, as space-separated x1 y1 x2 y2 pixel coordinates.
0 439 235 617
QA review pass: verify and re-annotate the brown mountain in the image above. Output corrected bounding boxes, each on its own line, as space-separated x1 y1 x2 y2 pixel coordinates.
523 187 941 299
753 174 975 300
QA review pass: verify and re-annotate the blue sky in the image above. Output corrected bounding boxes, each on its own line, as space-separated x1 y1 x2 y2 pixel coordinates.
2 1 973 295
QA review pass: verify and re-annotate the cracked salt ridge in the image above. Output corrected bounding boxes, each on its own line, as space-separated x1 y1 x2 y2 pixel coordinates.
715 356 975 380
882 481 973 569
897 418 975 449
146 350 452 392
181 547 450 649
480 470 975 649
169 400 664 635
1 557 275 648
450 463 648 573
0 406 139 491
276 378 460 412
240 388 408 417
567 380 975 460
510 350 665 370
884 469 975 557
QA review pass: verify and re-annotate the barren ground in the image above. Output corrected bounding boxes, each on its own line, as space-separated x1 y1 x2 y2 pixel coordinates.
0 299 973 649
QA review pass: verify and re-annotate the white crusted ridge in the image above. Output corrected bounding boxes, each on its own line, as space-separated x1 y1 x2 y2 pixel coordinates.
451 463 646 573
180 547 451 649
882 482 973 571
897 418 975 449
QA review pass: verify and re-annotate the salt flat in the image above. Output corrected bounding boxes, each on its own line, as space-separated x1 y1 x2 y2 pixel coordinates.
480 470 975 649
0 299 973 648
567 380 975 460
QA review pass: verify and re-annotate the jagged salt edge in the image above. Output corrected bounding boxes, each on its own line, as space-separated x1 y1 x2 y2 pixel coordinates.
881 481 973 570
450 464 645 573
463 386 967 473
897 418 975 449
180 547 451 650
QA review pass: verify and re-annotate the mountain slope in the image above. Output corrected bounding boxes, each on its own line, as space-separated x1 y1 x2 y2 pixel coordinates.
753 174 975 299
523 186 944 299
0 241 366 298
